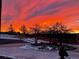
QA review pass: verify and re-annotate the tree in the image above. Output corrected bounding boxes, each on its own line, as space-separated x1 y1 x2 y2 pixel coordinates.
52 22 70 34
32 24 41 45
8 24 15 33
20 25 27 34
47 26 53 44
19 25 27 40
52 22 70 46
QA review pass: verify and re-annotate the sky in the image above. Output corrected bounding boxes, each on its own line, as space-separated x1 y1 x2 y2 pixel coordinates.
1 0 79 33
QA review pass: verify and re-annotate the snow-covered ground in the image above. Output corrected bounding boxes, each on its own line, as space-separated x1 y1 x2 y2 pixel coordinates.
0 34 49 43
0 43 79 59
0 34 79 59
0 34 19 40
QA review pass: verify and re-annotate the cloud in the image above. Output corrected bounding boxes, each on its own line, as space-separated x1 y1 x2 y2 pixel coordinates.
26 0 79 20
2 0 12 5
1 15 13 20
65 13 79 17
75 19 79 24
13 4 22 16
27 0 48 13
2 0 79 20
1 15 14 24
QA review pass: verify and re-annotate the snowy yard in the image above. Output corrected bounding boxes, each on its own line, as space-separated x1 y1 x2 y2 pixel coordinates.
0 34 79 59
0 43 79 59
0 34 50 45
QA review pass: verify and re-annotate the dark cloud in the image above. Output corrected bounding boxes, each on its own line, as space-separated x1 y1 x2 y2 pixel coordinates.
1 15 13 24
2 0 79 20
26 1 64 19
6 0 12 4
2 15 13 20
14 4 22 16
27 0 48 13
26 0 79 20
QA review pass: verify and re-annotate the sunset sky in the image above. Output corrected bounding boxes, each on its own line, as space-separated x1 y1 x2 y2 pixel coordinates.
1 0 79 33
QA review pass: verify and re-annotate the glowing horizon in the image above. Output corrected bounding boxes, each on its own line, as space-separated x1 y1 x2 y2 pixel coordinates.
1 0 79 33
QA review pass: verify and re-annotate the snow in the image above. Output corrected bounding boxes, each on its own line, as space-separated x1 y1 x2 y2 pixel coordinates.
0 43 79 59
46 46 53 50
0 34 19 40
0 34 49 44
0 34 79 59
24 38 49 44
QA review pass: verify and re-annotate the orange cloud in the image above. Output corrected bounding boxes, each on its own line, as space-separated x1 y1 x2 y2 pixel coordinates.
1 0 79 33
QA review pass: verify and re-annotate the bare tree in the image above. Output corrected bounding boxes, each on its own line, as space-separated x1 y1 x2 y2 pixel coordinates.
52 22 70 46
32 24 41 45
20 25 27 34
8 24 15 33
52 22 70 34
19 25 27 40
47 26 53 44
